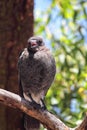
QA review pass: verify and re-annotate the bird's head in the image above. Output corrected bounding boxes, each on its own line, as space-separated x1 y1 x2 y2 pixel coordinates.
27 36 44 52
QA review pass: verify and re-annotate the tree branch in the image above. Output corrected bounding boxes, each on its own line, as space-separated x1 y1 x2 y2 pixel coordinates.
0 89 87 130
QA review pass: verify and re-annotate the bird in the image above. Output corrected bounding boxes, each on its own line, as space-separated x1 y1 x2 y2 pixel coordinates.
18 36 56 130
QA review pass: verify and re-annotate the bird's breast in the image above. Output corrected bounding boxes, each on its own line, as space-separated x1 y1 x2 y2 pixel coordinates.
18 48 56 93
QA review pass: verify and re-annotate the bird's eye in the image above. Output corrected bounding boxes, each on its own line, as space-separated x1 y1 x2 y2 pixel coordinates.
38 40 42 45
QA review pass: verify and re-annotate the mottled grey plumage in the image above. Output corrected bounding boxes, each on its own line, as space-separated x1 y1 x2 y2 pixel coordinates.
18 36 56 130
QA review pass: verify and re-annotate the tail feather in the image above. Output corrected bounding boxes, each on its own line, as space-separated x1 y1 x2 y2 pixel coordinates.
24 114 40 130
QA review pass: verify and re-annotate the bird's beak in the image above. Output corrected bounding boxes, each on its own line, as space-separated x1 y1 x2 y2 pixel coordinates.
31 41 38 48
31 42 37 48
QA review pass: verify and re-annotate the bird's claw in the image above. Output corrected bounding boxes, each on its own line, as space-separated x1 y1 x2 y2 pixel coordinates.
30 101 41 109
28 93 46 110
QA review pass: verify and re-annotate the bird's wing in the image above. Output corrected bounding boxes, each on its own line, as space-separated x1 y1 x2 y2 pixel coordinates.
18 74 24 97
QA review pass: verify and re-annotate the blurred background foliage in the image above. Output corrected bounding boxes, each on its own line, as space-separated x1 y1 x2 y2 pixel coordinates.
34 0 87 128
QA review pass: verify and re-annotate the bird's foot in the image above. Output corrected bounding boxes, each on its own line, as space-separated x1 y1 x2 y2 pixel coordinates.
28 93 46 110
28 93 41 109
30 101 41 109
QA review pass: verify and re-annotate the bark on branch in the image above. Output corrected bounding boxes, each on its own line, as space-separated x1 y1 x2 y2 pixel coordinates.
0 89 87 130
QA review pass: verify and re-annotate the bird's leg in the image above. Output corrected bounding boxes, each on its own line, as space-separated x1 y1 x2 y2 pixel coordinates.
28 93 41 109
41 99 46 110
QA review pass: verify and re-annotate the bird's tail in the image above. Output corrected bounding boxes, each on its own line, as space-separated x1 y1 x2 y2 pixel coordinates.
24 114 40 130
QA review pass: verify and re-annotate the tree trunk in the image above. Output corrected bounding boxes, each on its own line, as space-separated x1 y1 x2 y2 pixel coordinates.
0 0 34 130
